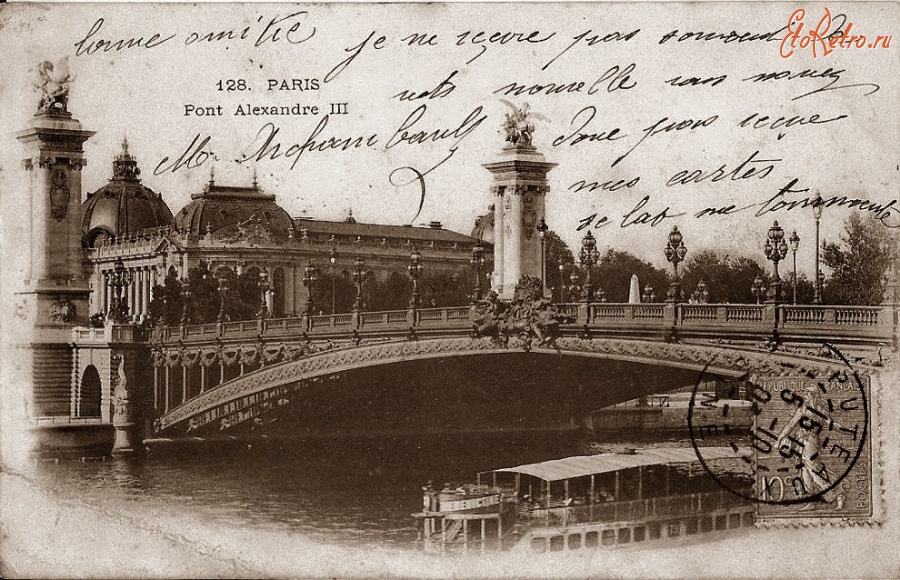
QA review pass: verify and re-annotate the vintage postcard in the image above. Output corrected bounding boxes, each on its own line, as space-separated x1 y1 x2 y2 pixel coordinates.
0 2 898 578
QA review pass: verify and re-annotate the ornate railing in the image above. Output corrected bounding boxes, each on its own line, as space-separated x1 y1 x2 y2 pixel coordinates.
149 303 896 347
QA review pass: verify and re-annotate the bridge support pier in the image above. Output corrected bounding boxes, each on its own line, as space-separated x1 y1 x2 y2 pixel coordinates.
107 324 150 455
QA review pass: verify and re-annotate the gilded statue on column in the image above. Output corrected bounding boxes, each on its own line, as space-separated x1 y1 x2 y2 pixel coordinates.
32 57 74 114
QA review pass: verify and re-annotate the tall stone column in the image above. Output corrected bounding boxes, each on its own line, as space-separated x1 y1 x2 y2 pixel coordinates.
483 107 556 299
143 267 152 317
15 79 95 420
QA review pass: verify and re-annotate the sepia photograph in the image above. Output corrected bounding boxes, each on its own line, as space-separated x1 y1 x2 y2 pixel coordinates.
0 2 897 577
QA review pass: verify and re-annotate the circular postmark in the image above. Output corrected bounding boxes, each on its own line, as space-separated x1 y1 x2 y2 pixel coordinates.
688 345 869 513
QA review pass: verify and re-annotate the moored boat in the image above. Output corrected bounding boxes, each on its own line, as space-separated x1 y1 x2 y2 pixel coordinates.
414 446 754 553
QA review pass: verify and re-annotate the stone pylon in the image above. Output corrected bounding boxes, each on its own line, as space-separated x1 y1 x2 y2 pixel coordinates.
15 94 95 421
485 106 556 299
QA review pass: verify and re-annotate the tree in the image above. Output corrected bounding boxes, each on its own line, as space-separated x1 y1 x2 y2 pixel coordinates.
149 272 183 325
822 213 896 305
784 273 816 305
680 251 768 304
365 272 413 311
419 269 474 307
544 230 578 302
222 268 263 321
186 262 220 323
592 249 670 303
316 272 357 314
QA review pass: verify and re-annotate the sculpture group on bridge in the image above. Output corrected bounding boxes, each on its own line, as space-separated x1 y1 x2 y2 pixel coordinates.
471 276 574 349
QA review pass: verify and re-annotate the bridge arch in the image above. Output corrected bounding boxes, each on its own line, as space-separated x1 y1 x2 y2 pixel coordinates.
78 364 103 418
156 335 868 437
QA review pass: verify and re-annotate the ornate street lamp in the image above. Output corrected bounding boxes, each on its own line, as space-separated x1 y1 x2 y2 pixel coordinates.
751 275 766 304
216 274 229 323
257 270 269 319
764 221 789 303
329 247 337 314
664 226 688 302
469 243 485 302
691 279 709 304
558 264 565 303
579 231 600 302
302 261 318 315
788 230 800 304
408 248 423 308
812 191 824 304
569 271 580 301
352 256 366 312
181 276 191 325
107 258 134 323
537 217 549 294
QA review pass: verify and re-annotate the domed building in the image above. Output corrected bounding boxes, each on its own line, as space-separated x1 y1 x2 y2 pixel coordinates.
471 205 495 244
85 146 488 323
174 175 294 241
81 139 174 248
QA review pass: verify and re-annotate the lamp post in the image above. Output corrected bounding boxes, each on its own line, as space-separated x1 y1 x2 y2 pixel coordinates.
579 231 600 302
217 275 228 323
352 256 366 312
537 217 549 295
664 226 688 303
569 272 580 300
469 243 485 302
812 191 824 304
329 247 337 314
751 275 766 304
108 258 134 323
181 276 191 325
559 264 565 303
257 271 269 319
302 261 318 315
692 279 709 304
764 221 789 303
406 245 424 310
788 230 800 304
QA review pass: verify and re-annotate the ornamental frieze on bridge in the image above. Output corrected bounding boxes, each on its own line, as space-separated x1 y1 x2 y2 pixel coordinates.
150 301 894 437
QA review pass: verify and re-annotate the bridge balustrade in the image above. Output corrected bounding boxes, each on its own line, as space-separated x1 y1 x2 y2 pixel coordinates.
722 306 765 323
150 302 895 348
309 313 354 331
417 306 472 329
678 305 770 336
360 310 410 328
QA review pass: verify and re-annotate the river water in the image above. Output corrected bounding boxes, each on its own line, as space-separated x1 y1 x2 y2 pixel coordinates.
32 430 735 552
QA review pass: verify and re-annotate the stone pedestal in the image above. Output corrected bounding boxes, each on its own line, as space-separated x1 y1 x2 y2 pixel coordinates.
107 324 150 455
15 111 95 420
484 143 556 299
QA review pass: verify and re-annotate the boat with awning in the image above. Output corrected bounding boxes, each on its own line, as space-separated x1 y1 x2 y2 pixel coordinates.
415 446 755 553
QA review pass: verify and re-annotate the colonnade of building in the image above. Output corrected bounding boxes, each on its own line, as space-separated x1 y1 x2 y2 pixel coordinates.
93 262 160 322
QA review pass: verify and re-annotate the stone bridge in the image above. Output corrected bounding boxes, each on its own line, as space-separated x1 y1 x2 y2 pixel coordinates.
146 303 896 438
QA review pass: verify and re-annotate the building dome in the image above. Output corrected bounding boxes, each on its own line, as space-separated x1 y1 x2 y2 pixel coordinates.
471 205 495 244
173 174 294 241
82 139 175 247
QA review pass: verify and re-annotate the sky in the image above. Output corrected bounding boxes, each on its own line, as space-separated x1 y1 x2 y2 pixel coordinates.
1 2 897 277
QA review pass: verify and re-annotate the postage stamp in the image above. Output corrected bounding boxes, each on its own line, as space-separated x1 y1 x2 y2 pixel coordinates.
687 360 879 525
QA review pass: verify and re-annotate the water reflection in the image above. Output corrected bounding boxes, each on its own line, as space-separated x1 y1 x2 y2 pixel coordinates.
33 432 738 550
